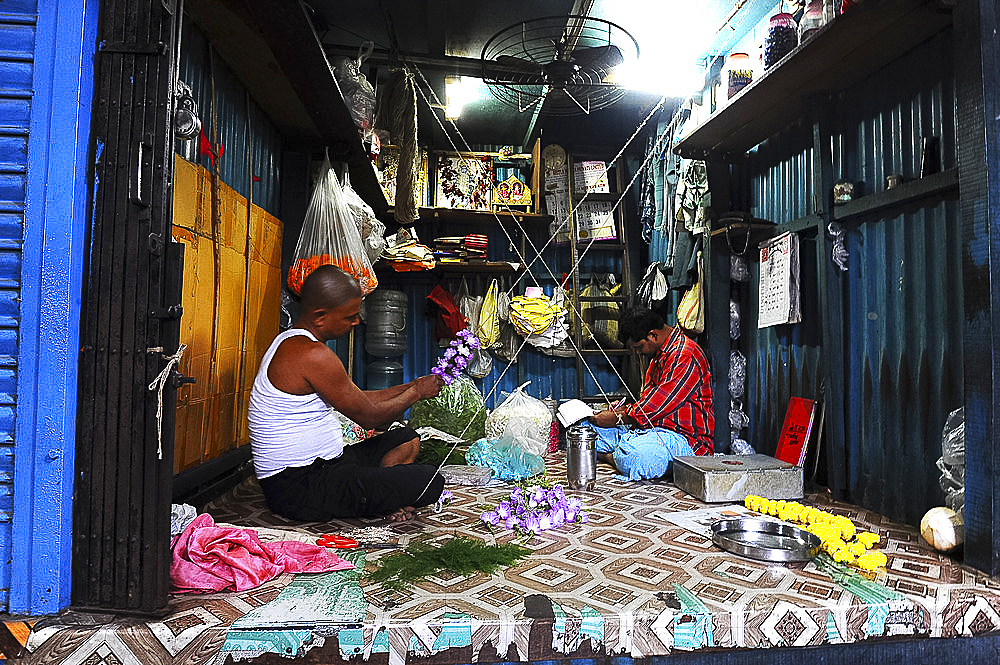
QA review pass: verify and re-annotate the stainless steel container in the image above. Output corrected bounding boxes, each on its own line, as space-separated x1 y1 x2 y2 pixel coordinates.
565 424 597 491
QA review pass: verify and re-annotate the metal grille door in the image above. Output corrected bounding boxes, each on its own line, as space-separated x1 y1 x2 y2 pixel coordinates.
72 0 185 611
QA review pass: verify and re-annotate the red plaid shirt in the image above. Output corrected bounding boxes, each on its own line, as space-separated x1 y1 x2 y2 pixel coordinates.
626 326 714 455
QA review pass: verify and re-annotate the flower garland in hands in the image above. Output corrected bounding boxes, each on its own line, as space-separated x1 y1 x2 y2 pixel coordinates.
431 329 481 385
480 482 588 536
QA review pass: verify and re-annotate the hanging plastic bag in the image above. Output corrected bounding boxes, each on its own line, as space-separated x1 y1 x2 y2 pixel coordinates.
408 374 486 441
476 279 501 348
534 286 574 356
510 294 562 336
426 284 466 339
331 43 376 141
636 263 669 308
455 279 492 378
492 287 520 364
288 154 377 295
677 251 704 333
484 382 552 456
341 173 386 263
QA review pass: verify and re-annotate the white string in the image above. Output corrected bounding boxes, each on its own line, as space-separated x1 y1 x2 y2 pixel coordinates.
411 65 666 404
148 343 187 460
403 62 671 496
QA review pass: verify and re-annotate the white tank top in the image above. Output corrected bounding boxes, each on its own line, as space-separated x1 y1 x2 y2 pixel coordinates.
248 328 344 479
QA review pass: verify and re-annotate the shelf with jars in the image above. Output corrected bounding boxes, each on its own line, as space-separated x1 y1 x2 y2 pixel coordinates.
674 0 953 161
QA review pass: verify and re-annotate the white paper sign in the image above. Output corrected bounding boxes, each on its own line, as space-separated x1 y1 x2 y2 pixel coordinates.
758 231 801 328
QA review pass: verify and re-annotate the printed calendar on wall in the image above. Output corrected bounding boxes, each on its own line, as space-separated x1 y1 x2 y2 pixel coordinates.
758 231 801 328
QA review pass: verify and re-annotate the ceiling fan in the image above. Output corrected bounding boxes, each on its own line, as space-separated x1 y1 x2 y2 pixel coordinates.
480 15 639 116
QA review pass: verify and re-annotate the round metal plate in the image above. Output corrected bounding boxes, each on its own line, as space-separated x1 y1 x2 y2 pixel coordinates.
711 517 822 563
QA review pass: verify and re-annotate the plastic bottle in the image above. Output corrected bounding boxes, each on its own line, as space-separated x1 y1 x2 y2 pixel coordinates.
366 358 404 390
364 289 407 357
726 52 753 99
764 13 798 69
799 0 827 42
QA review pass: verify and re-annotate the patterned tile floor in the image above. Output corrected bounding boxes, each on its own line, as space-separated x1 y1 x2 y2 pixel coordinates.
17 455 1000 664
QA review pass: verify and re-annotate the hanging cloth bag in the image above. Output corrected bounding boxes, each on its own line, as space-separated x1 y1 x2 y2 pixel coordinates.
426 284 467 338
455 278 492 378
581 275 622 348
288 153 378 295
677 250 705 334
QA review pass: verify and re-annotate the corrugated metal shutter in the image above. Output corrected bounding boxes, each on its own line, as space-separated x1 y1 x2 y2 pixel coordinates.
0 4 34 611
743 28 961 527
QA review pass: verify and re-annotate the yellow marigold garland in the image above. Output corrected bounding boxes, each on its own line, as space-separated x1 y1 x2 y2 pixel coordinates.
743 495 885 572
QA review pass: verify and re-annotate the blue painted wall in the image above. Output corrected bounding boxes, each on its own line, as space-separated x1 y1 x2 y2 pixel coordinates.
3 0 98 614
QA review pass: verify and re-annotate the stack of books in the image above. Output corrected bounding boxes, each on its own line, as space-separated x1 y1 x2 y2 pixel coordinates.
432 234 488 264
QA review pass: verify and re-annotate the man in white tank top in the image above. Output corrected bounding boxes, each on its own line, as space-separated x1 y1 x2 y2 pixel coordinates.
248 265 445 522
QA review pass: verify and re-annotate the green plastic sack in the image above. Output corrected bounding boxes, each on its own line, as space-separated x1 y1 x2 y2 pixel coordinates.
408 374 487 441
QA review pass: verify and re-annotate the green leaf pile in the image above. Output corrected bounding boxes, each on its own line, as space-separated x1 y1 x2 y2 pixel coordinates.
366 536 530 592
408 375 487 441
414 439 469 466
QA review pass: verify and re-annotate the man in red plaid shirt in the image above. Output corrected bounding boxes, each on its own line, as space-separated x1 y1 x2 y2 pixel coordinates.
589 307 714 479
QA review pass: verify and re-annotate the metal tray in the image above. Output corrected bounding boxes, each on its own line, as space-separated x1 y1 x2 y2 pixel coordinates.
711 517 822 562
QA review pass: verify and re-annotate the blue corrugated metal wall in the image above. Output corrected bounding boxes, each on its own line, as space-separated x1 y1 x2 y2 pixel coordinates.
176 16 283 215
0 2 33 611
743 28 962 526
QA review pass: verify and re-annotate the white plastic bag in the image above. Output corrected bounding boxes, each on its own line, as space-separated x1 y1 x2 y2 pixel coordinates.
485 382 552 456
341 173 386 263
288 154 377 295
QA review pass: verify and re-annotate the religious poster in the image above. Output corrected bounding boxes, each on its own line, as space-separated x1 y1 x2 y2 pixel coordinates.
377 145 428 208
433 152 493 210
757 231 801 328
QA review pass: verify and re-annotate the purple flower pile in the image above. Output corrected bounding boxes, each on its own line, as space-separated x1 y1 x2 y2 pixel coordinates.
431 329 481 385
480 484 589 536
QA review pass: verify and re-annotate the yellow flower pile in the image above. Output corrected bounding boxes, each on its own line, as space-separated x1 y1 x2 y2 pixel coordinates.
744 495 887 572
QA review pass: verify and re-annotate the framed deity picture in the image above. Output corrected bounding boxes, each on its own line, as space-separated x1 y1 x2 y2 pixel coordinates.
492 173 532 210
433 152 494 210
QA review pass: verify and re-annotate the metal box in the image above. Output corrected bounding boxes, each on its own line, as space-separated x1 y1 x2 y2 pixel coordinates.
672 454 804 503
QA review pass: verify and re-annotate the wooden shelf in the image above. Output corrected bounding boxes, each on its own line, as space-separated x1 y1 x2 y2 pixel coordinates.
674 0 953 160
580 348 630 356
433 261 522 274
415 207 552 224
831 168 959 222
706 169 958 243
376 260 522 275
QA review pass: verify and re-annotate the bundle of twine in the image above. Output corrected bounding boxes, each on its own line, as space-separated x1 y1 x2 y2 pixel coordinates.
375 68 419 225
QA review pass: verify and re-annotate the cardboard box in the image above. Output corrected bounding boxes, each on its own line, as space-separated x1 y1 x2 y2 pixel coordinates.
672 454 803 503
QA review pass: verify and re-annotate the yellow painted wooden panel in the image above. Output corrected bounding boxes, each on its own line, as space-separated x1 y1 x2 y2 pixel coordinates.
171 155 283 473
172 159 199 232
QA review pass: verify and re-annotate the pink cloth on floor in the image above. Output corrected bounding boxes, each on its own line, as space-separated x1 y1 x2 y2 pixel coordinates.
171 513 354 593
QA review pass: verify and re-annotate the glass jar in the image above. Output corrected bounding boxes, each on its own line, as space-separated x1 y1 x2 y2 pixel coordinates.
726 52 753 99
799 0 827 42
764 13 798 69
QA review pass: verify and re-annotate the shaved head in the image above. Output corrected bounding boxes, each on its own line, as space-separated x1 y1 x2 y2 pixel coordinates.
300 265 363 312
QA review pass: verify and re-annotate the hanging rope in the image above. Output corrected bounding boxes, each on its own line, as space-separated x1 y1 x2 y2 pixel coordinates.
375 69 420 224
148 343 187 460
403 62 676 498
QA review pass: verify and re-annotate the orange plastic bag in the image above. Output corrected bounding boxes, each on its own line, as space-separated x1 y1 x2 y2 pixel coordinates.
288 155 377 295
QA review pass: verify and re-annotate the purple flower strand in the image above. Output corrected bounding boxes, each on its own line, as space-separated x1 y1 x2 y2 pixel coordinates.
430 329 481 384
479 482 589 537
